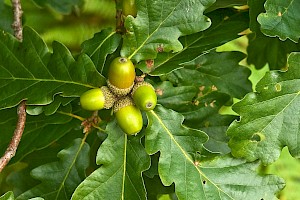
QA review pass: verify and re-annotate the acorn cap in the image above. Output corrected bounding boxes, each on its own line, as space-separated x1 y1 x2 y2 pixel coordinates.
113 96 134 113
101 86 117 109
107 79 134 97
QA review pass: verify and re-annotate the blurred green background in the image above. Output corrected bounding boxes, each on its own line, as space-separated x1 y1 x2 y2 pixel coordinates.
1 0 300 199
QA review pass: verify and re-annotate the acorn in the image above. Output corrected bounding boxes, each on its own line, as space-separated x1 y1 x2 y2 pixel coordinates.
113 96 143 135
107 57 135 96
80 86 116 111
131 82 157 111
122 0 137 17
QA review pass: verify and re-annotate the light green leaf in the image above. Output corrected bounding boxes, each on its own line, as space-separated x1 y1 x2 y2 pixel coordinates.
145 106 284 199
121 0 215 62
17 138 90 200
0 27 105 110
0 192 14 200
228 52 300 164
136 9 249 75
72 120 150 200
81 28 121 73
257 0 300 42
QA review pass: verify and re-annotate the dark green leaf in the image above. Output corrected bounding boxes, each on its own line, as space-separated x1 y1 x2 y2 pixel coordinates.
145 106 283 199
257 0 300 42
81 29 121 73
0 105 77 164
121 0 215 63
205 0 248 13
247 0 300 70
32 0 84 15
228 52 300 164
72 120 150 200
137 10 249 75
0 27 105 110
168 51 252 99
17 138 90 200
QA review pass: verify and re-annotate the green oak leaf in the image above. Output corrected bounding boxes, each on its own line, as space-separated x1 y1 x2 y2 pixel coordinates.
228 52 300 164
16 138 90 200
81 28 121 73
167 51 252 99
0 104 77 164
0 27 105 110
32 0 84 15
145 106 284 199
156 87 235 154
72 120 150 200
136 9 249 75
121 0 216 62
247 0 300 70
257 0 300 43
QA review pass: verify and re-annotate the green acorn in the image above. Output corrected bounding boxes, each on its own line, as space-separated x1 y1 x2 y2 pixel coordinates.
107 57 135 96
113 96 143 135
80 86 116 111
122 0 137 17
131 82 157 111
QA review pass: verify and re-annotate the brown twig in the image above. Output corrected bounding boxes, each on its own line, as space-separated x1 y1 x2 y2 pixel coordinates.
0 0 25 173
11 0 23 41
0 101 27 172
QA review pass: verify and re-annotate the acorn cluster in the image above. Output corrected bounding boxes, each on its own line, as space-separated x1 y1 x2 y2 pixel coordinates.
80 57 157 135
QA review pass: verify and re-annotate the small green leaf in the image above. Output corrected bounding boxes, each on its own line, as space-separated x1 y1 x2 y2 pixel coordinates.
257 0 300 42
81 28 121 73
228 52 300 164
72 120 150 200
136 9 249 74
145 106 283 199
0 27 105 110
121 0 215 62
17 138 90 200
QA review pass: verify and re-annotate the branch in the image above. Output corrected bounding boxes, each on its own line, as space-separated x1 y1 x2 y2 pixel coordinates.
0 101 27 172
0 0 25 173
11 0 23 41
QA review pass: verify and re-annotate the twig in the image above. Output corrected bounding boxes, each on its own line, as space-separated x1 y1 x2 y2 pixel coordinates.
11 0 23 41
0 101 27 172
0 0 25 173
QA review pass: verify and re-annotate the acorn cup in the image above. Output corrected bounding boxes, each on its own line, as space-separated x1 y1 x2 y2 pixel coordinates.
107 57 136 96
113 96 143 135
131 81 157 111
80 86 116 111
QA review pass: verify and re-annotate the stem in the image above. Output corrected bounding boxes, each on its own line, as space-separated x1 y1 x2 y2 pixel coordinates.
0 101 26 172
11 0 23 41
0 0 25 173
